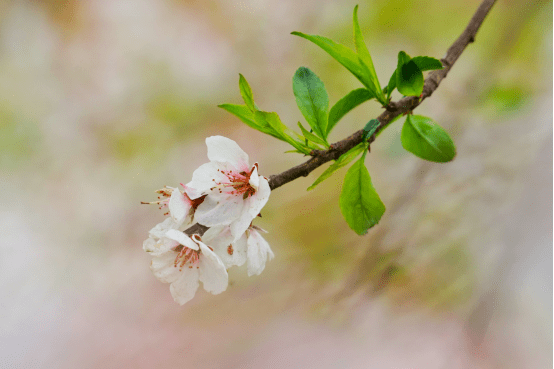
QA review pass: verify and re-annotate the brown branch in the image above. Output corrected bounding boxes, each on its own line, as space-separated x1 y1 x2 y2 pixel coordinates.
268 0 497 191
185 0 497 236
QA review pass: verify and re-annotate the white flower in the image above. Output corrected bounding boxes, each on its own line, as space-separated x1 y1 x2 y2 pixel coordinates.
186 136 271 241
143 189 198 255
202 224 274 276
141 186 199 225
150 234 228 305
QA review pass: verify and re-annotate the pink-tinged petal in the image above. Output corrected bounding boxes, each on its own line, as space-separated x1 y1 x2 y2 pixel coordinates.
151 253 182 283
249 165 260 190
186 161 229 199
230 209 255 241
194 193 244 226
206 136 250 171
164 229 199 250
203 226 247 268
197 241 228 294
168 190 191 224
169 267 200 305
247 176 271 218
246 229 274 276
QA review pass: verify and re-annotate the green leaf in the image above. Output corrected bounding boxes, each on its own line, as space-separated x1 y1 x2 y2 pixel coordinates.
386 70 396 99
238 74 256 111
328 88 375 135
385 56 442 99
298 122 329 148
412 56 443 71
291 31 372 89
396 51 424 96
219 104 277 137
292 67 329 139
401 114 456 162
353 5 381 96
254 111 311 154
307 143 366 191
340 153 386 234
362 119 380 141
291 130 323 150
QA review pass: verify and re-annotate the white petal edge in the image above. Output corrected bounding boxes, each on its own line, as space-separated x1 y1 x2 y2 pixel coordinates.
249 165 259 190
230 209 255 241
169 267 200 305
148 218 178 239
204 226 248 268
165 229 199 250
185 161 229 199
197 240 229 295
194 192 244 227
143 235 179 256
206 136 250 171
246 229 274 276
247 176 271 218
168 190 190 224
151 253 182 283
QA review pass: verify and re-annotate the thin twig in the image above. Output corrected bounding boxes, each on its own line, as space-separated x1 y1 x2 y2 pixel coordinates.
267 0 497 191
185 0 497 236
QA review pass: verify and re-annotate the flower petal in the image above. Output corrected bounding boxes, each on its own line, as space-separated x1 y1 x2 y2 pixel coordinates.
186 161 229 199
206 136 250 171
165 229 199 250
194 192 244 226
169 267 200 305
151 252 182 283
249 165 259 190
143 235 179 255
203 226 247 268
247 176 271 218
230 209 254 241
168 190 191 224
148 218 178 239
197 241 229 294
246 229 274 276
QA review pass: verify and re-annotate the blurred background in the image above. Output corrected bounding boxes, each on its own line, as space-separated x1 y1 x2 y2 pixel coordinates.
0 0 551 368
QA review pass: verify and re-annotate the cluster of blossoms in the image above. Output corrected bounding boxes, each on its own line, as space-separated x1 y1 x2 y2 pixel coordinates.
142 136 273 305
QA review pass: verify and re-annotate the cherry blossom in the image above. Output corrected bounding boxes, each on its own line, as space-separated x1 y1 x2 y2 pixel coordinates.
186 136 271 241
202 224 274 276
141 186 205 225
150 234 228 305
142 187 200 255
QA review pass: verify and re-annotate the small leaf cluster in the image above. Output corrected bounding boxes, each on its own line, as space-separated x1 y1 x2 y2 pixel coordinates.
220 5 458 235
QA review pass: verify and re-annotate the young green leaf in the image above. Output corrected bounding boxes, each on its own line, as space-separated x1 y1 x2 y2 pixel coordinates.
396 51 424 96
353 5 381 96
298 122 329 148
411 56 443 71
307 143 365 191
386 70 397 99
340 153 386 234
385 56 442 98
401 114 456 162
254 111 311 154
219 104 277 137
362 119 381 141
293 67 329 139
291 32 373 89
328 88 375 135
238 74 256 111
